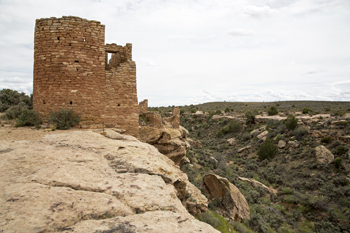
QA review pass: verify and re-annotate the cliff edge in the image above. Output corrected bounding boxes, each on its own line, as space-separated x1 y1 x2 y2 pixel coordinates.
0 130 218 233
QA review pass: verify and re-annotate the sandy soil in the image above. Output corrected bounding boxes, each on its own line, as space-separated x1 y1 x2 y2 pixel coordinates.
0 126 86 141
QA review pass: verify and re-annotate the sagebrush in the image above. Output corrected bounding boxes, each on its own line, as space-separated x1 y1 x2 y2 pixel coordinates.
48 108 80 130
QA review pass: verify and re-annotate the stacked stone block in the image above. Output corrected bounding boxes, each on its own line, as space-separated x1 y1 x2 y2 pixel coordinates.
139 99 148 114
33 16 139 137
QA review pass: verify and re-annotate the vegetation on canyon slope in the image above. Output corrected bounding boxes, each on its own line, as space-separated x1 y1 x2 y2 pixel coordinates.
153 101 350 233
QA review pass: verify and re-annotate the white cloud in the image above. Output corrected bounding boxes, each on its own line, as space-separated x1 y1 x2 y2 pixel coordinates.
243 5 278 18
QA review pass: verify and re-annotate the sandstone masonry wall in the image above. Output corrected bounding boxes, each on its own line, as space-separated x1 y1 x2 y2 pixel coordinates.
33 16 139 137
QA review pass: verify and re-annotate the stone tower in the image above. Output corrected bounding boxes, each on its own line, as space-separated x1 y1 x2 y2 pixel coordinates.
33 16 139 137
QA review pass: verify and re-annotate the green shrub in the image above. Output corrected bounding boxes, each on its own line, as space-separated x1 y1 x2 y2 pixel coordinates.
197 211 236 233
336 146 348 155
280 187 294 195
302 108 312 114
180 109 185 115
0 88 32 112
333 110 345 116
228 120 242 133
15 109 41 127
5 102 29 119
258 138 278 160
275 134 284 141
294 126 308 140
267 106 278 116
190 109 196 113
139 115 149 124
215 109 222 115
48 108 80 130
224 107 230 113
321 136 331 144
197 211 221 228
334 157 342 169
285 114 298 130
245 111 255 125
208 198 221 210
0 103 10 112
217 120 242 137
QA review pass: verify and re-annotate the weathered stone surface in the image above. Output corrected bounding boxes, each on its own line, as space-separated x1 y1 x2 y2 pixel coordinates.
315 145 334 164
139 99 148 114
238 177 277 195
188 138 203 149
180 125 190 138
238 145 251 153
64 211 220 233
175 181 209 217
139 126 164 143
257 131 268 139
164 107 180 129
278 140 286 149
0 131 212 232
288 140 300 148
140 126 191 165
227 138 236 145
193 111 208 119
203 174 250 222
250 129 260 135
180 156 191 166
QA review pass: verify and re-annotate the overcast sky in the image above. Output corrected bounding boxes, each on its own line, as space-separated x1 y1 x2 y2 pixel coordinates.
0 0 349 106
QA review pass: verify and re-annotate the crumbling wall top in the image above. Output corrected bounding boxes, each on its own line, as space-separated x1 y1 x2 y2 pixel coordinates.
35 16 103 28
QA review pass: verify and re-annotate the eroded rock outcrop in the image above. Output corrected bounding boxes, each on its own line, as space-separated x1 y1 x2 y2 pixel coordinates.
139 126 191 165
139 101 191 166
0 130 215 233
203 174 250 222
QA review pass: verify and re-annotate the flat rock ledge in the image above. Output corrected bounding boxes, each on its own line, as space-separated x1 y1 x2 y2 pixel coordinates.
0 130 218 233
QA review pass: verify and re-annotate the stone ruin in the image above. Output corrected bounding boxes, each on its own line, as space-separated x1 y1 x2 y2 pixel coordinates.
33 16 139 137
138 99 190 165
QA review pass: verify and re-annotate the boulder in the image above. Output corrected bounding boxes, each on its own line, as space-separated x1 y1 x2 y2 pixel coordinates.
203 174 250 222
139 126 191 165
315 145 334 164
278 140 286 149
0 131 214 232
237 145 251 153
250 129 260 135
257 131 268 139
227 138 236 145
288 140 300 148
193 111 208 119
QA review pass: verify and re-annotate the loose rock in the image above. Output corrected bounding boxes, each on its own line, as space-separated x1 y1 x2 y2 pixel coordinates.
203 174 250 222
315 145 334 164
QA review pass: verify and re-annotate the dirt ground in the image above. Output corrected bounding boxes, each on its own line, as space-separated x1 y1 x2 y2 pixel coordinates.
0 126 86 141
